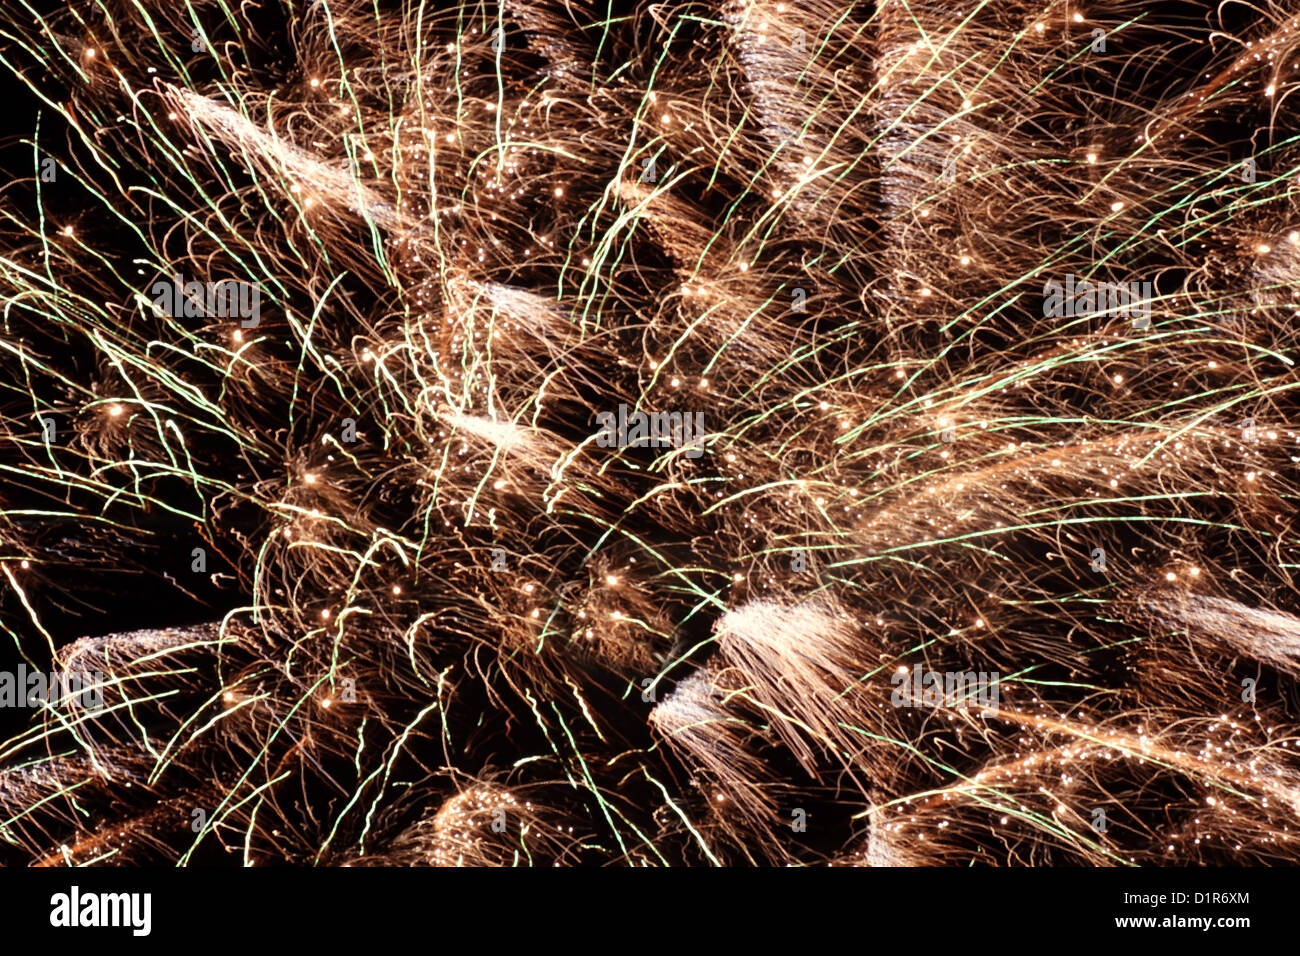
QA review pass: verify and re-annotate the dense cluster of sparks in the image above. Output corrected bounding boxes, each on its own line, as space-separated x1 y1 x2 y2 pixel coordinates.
0 0 1299 865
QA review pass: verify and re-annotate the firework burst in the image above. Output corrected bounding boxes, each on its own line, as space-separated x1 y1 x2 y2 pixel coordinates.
0 0 1299 867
